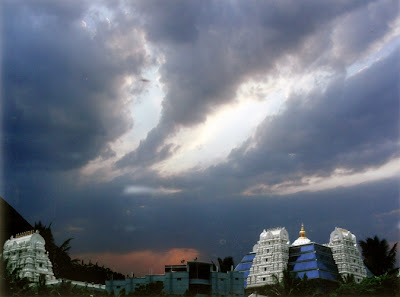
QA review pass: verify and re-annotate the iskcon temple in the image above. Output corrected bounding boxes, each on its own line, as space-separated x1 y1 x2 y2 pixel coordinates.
2 225 368 296
2 230 57 284
234 225 367 288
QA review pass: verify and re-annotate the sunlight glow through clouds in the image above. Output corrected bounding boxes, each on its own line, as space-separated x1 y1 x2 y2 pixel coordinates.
154 70 334 176
243 157 400 196
73 248 200 277
123 185 182 195
79 67 164 181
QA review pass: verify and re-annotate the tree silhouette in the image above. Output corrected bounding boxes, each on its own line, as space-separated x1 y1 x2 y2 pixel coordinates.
34 221 125 284
34 221 74 278
268 269 305 296
0 257 32 296
217 256 234 273
359 236 398 276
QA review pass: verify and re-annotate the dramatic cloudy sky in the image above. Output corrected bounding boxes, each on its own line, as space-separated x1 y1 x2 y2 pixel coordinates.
1 0 399 276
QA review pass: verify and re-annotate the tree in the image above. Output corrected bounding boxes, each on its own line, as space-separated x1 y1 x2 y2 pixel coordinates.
268 269 304 296
217 256 234 273
34 221 75 278
0 257 33 296
340 274 355 284
332 274 399 296
359 236 398 276
34 221 125 284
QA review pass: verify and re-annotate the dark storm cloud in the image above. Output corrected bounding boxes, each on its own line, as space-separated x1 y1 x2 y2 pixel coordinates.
2 1 149 171
25 173 398 266
117 0 387 168
2 0 398 276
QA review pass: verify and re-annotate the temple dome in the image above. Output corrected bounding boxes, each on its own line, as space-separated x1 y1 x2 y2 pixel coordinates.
291 223 311 246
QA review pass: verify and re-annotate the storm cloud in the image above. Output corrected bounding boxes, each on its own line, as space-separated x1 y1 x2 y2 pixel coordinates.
1 0 399 275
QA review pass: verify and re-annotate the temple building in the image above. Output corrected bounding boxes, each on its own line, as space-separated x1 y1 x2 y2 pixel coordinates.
2 230 57 284
328 227 367 283
235 225 367 288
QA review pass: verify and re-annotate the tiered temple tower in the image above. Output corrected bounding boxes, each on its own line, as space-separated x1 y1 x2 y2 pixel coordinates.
246 227 290 286
327 227 367 282
2 230 56 284
236 224 367 288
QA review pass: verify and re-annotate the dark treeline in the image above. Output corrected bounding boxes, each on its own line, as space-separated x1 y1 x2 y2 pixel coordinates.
34 221 125 284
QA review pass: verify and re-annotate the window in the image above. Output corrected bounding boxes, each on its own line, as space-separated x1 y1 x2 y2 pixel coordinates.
262 277 266 281
177 278 181 281
235 278 238 280
264 268 267 271
265 258 268 262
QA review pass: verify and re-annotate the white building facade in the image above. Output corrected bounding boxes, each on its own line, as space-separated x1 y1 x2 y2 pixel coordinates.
247 227 290 286
237 225 367 288
2 230 57 284
327 227 367 282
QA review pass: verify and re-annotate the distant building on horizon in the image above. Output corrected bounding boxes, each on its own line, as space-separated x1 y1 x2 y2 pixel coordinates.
235 224 367 288
106 261 244 296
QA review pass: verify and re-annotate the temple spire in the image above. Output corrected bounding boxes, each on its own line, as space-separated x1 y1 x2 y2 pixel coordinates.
299 223 306 238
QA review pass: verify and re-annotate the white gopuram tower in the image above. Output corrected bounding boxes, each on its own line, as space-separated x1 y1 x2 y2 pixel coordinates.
327 227 367 283
247 227 290 287
3 230 57 284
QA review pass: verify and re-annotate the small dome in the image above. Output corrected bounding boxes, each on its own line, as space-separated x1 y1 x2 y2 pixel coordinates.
292 237 311 246
291 223 311 246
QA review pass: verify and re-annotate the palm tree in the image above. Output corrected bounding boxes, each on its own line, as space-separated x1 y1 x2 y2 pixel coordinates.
359 235 398 276
217 256 234 273
34 221 74 278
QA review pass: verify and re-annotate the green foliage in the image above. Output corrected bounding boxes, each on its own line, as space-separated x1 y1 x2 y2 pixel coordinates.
0 259 110 297
359 236 398 276
0 257 32 296
35 221 74 279
246 269 336 297
340 274 356 284
248 269 310 296
332 274 399 296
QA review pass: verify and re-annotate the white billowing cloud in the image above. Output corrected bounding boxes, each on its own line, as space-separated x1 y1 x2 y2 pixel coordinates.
243 157 400 196
123 185 181 195
153 68 336 176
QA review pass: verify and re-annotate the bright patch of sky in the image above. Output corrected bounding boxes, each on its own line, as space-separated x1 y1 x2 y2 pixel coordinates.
123 185 181 195
113 66 164 157
346 16 400 77
154 69 334 175
79 66 163 180
243 157 400 196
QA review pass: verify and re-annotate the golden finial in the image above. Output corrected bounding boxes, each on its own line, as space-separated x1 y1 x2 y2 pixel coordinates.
299 223 306 238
